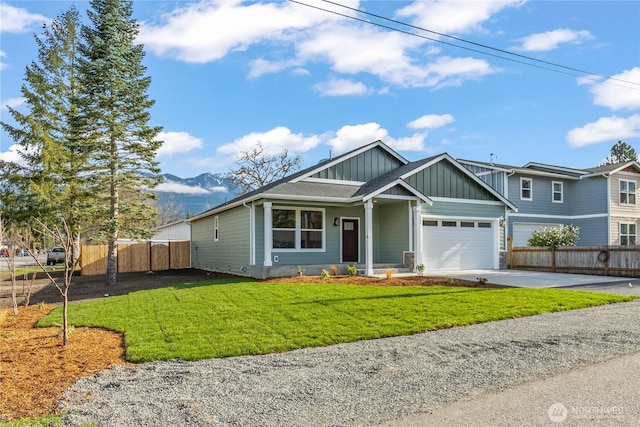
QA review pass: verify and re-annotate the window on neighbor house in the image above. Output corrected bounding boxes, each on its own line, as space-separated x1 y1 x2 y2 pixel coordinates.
521 178 532 201
214 216 220 241
620 180 636 205
552 181 563 203
272 208 324 250
620 223 636 245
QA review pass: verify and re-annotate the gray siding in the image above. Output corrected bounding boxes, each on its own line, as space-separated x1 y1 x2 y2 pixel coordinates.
570 176 608 215
191 207 250 274
507 173 572 215
508 215 607 247
423 201 504 219
375 202 410 263
312 146 404 182
406 160 495 200
463 164 506 195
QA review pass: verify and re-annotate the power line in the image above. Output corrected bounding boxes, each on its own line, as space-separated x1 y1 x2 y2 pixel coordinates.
289 0 640 90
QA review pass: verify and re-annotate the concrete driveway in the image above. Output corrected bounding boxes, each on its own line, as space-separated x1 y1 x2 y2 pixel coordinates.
426 269 640 296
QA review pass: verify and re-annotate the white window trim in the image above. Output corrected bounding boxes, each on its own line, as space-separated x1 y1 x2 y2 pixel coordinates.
620 222 637 245
619 179 637 205
272 206 326 252
213 215 220 242
520 177 532 201
552 181 563 203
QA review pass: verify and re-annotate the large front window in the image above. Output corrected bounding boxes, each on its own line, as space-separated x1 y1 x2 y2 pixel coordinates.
620 180 636 205
273 207 324 250
620 223 636 245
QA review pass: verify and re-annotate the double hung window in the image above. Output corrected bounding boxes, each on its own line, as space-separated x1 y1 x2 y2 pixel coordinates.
620 180 636 205
273 208 324 250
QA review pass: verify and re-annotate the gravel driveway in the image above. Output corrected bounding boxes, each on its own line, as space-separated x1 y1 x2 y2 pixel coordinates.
60 299 640 427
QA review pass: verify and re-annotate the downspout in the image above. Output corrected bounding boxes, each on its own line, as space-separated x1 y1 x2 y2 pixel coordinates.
242 201 254 268
604 173 611 244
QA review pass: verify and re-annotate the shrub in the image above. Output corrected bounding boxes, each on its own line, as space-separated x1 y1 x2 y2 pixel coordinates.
346 264 358 276
321 269 330 280
330 265 339 276
386 268 393 280
527 225 580 249
296 265 305 276
415 263 425 276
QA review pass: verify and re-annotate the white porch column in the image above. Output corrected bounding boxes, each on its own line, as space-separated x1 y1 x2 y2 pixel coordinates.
413 203 423 269
263 202 273 267
364 200 374 276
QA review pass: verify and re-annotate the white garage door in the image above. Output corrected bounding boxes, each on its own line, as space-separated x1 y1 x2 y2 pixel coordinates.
512 223 561 247
422 219 495 270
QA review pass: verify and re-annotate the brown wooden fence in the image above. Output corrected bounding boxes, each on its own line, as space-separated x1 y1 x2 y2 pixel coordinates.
80 241 190 276
509 245 640 277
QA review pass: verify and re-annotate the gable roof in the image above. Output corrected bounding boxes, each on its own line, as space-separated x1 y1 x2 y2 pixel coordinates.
188 142 515 222
583 161 640 177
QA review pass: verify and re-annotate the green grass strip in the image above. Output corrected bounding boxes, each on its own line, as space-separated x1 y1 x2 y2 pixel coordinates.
38 280 635 362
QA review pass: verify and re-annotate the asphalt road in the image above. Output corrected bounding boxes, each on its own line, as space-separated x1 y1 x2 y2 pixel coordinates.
378 351 640 426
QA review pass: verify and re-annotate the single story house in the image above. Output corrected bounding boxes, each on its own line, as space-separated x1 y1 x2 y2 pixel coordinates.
188 141 517 278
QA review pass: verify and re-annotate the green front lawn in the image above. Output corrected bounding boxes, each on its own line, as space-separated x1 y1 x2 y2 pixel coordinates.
38 279 634 362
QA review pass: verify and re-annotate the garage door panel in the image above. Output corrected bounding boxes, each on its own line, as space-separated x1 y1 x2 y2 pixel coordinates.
423 221 494 270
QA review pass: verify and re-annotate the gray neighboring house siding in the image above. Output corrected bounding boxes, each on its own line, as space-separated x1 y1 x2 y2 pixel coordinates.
460 159 639 248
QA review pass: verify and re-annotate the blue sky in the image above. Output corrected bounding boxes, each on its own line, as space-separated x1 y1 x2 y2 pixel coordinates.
1 0 639 193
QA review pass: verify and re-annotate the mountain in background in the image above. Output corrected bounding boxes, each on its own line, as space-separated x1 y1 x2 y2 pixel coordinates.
154 173 239 218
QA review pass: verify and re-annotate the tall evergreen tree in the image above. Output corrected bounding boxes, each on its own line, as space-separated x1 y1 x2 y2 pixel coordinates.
0 6 93 257
78 0 162 285
601 140 638 165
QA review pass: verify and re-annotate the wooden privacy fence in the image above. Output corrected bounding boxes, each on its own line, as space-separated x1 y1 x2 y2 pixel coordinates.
509 245 640 277
80 241 190 276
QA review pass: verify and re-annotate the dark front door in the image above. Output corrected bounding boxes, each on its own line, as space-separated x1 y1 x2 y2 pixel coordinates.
342 219 359 263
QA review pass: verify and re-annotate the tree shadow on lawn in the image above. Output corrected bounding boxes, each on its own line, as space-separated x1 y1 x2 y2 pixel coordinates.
0 269 240 308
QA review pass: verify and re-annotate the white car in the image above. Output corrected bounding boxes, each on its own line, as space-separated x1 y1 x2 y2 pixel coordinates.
46 247 66 265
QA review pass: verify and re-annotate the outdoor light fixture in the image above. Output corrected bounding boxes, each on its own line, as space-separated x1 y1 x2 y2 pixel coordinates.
333 217 340 226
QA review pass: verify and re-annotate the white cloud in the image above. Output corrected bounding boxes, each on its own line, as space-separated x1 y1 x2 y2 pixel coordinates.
217 126 322 157
1 96 25 110
138 0 355 63
0 50 6 70
154 182 211 195
0 3 49 33
297 22 427 87
425 56 498 89
512 28 593 52
586 67 640 111
407 114 455 130
314 78 369 96
327 123 425 154
0 143 24 164
396 0 523 35
566 114 640 147
156 131 203 157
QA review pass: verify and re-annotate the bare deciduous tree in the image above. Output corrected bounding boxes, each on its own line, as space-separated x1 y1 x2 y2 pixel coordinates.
228 141 303 194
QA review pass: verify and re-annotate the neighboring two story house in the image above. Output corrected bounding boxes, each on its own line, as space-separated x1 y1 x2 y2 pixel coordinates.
458 159 640 247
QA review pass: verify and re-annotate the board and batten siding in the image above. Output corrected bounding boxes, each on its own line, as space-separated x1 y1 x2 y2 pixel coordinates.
312 146 404 182
191 207 251 275
609 171 640 245
462 163 506 195
405 160 495 201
